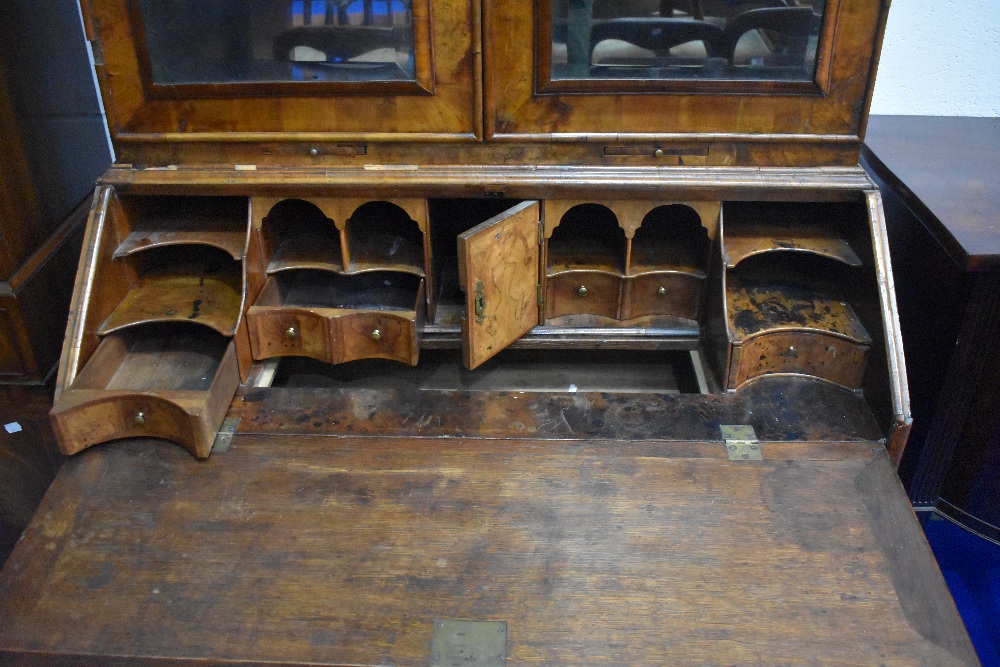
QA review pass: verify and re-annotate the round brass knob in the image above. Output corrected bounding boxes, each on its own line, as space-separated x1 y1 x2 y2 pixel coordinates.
657 286 667 297
577 286 589 298
370 329 382 341
654 148 665 158
285 327 297 340
134 412 145 426
308 147 319 157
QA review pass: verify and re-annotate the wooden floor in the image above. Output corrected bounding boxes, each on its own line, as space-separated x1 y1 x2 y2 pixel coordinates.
0 432 977 666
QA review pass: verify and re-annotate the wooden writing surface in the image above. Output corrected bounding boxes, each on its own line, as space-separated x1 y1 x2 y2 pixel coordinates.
0 435 977 666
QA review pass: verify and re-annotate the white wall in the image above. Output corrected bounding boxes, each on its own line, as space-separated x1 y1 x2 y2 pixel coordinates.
871 0 1000 116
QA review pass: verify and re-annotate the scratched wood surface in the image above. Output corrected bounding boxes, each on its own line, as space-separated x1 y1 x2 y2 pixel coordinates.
0 435 976 666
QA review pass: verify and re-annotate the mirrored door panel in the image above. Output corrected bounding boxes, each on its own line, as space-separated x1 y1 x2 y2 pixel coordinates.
86 0 477 142
486 0 884 144
137 0 418 87
550 0 824 84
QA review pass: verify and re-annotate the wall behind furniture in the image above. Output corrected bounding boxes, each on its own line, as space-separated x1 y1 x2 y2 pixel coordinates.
871 0 1000 117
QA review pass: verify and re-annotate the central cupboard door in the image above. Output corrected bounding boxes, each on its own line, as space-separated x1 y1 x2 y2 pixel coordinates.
84 0 480 142
457 201 540 369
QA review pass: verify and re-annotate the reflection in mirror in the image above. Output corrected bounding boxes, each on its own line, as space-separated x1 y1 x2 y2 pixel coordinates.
551 0 825 82
138 0 416 85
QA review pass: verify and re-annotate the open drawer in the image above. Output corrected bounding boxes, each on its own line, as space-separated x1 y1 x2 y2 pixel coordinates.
50 325 240 459
247 271 425 366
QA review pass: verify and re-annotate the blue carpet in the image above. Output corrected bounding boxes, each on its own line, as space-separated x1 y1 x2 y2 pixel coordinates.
922 513 1000 666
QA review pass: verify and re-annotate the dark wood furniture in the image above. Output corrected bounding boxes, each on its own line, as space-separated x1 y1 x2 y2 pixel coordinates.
0 2 979 664
863 115 1000 542
0 0 112 565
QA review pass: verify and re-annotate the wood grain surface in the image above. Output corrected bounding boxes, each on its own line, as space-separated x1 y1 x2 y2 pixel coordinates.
0 436 977 666
458 201 540 369
863 115 1000 271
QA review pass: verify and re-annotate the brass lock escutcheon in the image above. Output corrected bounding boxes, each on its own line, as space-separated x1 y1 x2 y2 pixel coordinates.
474 280 486 323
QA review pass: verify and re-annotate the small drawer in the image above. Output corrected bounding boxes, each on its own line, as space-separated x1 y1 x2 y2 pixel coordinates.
621 272 704 321
545 271 622 319
50 328 240 458
248 271 424 366
728 331 870 390
247 309 331 362
335 311 421 365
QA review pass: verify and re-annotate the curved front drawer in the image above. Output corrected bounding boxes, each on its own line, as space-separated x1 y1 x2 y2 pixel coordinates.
728 331 870 390
545 271 622 319
51 393 198 455
621 272 704 321
248 308 332 363
335 311 419 365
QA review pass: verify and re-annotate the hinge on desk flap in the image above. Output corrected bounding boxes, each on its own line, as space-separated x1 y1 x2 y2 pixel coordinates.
212 418 239 453
431 620 506 667
721 425 762 461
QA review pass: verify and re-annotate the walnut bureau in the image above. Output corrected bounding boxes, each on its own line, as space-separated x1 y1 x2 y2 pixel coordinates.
0 1 979 665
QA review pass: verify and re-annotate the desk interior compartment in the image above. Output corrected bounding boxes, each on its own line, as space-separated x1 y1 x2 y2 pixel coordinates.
713 200 883 393
50 190 251 458
50 324 240 459
247 270 425 366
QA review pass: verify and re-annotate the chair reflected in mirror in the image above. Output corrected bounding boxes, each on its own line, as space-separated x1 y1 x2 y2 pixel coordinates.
723 6 821 68
273 0 415 81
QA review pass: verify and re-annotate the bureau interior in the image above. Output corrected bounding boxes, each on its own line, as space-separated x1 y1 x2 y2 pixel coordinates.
63 190 898 451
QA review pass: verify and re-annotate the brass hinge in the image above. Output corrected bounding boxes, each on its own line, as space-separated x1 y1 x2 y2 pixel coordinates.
431 620 506 667
538 218 545 246
721 425 762 461
537 284 543 305
212 418 240 453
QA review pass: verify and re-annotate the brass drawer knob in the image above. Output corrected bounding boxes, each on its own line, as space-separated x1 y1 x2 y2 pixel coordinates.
134 412 145 426
370 329 382 341
285 327 297 340
654 148 665 158
577 286 589 298
657 286 667 297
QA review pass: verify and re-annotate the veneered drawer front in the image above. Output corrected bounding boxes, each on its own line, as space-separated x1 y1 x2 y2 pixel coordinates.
248 308 331 363
545 271 622 319
50 339 240 459
621 272 704 321
52 394 196 452
335 311 418 365
729 331 870 390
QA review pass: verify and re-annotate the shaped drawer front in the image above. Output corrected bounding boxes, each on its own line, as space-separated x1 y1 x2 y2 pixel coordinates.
52 394 198 453
248 309 332 363
335 311 420 365
729 331 870 390
621 273 704 321
50 334 240 459
546 271 622 319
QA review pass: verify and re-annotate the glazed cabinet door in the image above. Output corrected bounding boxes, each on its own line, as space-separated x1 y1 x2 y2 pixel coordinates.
81 0 479 154
484 0 888 163
457 201 540 369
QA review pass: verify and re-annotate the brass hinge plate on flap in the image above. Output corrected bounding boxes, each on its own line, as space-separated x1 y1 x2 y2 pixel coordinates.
212 418 240 453
431 620 507 667
721 425 762 461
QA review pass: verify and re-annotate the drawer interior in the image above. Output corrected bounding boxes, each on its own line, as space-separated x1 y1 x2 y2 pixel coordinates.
72 324 231 393
254 270 423 312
